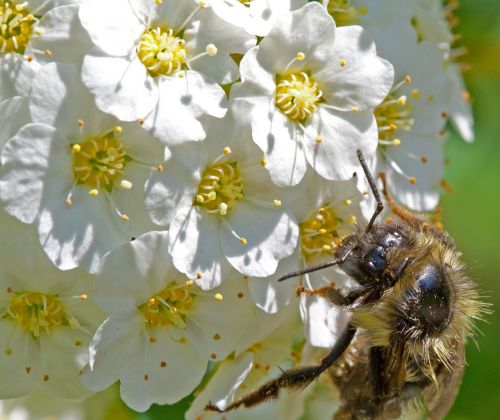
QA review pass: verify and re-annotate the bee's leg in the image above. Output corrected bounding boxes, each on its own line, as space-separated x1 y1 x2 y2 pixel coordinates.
296 283 355 306
357 149 383 232
378 172 429 230
205 326 357 413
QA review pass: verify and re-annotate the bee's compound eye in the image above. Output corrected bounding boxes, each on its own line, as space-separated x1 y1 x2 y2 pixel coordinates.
414 265 452 332
366 245 387 273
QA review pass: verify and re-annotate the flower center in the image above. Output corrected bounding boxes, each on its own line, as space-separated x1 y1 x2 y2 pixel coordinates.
195 161 244 216
300 206 343 261
276 71 323 123
137 27 186 77
5 292 70 338
374 90 414 143
72 130 129 192
326 0 367 26
139 283 194 329
0 0 37 54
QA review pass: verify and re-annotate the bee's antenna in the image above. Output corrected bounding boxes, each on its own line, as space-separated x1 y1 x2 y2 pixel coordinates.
277 260 341 282
357 150 383 232
278 248 355 282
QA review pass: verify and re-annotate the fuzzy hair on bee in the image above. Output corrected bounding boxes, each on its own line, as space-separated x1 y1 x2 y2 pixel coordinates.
205 150 487 419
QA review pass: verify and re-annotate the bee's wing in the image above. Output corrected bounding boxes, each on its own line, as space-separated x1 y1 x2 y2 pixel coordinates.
426 344 466 420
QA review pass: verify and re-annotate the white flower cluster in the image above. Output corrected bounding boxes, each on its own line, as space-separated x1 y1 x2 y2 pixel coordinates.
0 0 473 416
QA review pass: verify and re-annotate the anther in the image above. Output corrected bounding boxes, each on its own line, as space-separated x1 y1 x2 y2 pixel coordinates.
121 214 130 222
315 135 323 143
69 319 80 329
186 280 194 287
206 44 218 56
196 273 202 280
120 180 133 190
214 293 223 301
392 139 401 146
408 177 417 184
351 106 359 112
79 294 88 300
260 156 267 166
339 59 347 67
223 147 232 155
348 215 357 225
273 199 282 207
77 119 85 127
240 237 248 246
156 164 164 172
404 75 412 84
343 199 352 206
4 348 12 356
160 361 167 367
296 52 305 61
89 189 99 196
72 144 81 153
113 126 123 133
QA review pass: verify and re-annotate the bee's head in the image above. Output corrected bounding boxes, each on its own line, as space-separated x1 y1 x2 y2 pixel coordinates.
351 230 485 368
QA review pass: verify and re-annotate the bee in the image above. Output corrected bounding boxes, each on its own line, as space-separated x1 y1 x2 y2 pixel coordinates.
206 150 486 419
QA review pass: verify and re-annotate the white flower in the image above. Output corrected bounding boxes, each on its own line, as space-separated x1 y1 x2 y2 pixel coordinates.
321 0 412 29
145 103 300 290
79 0 256 144
186 304 305 419
210 0 307 36
0 211 104 399
411 0 474 142
82 230 255 412
247 176 363 350
0 63 164 272
0 55 37 151
371 28 450 211
232 2 394 187
0 0 91 64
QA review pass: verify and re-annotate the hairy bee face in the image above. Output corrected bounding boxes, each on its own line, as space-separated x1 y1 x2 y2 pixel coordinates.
334 224 407 287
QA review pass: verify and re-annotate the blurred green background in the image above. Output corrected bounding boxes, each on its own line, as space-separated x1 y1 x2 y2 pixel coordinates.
442 0 500 418
91 1 500 419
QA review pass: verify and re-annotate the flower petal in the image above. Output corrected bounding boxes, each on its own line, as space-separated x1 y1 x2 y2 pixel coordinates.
143 71 227 145
0 321 41 398
187 276 254 360
0 97 30 150
95 231 174 312
27 5 92 64
251 101 308 187
82 52 157 121
119 328 207 412
39 328 92 399
185 7 256 84
79 0 145 56
304 107 377 180
248 249 301 313
257 2 336 73
82 311 143 392
317 26 394 111
0 124 66 224
221 202 299 277
169 206 229 290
